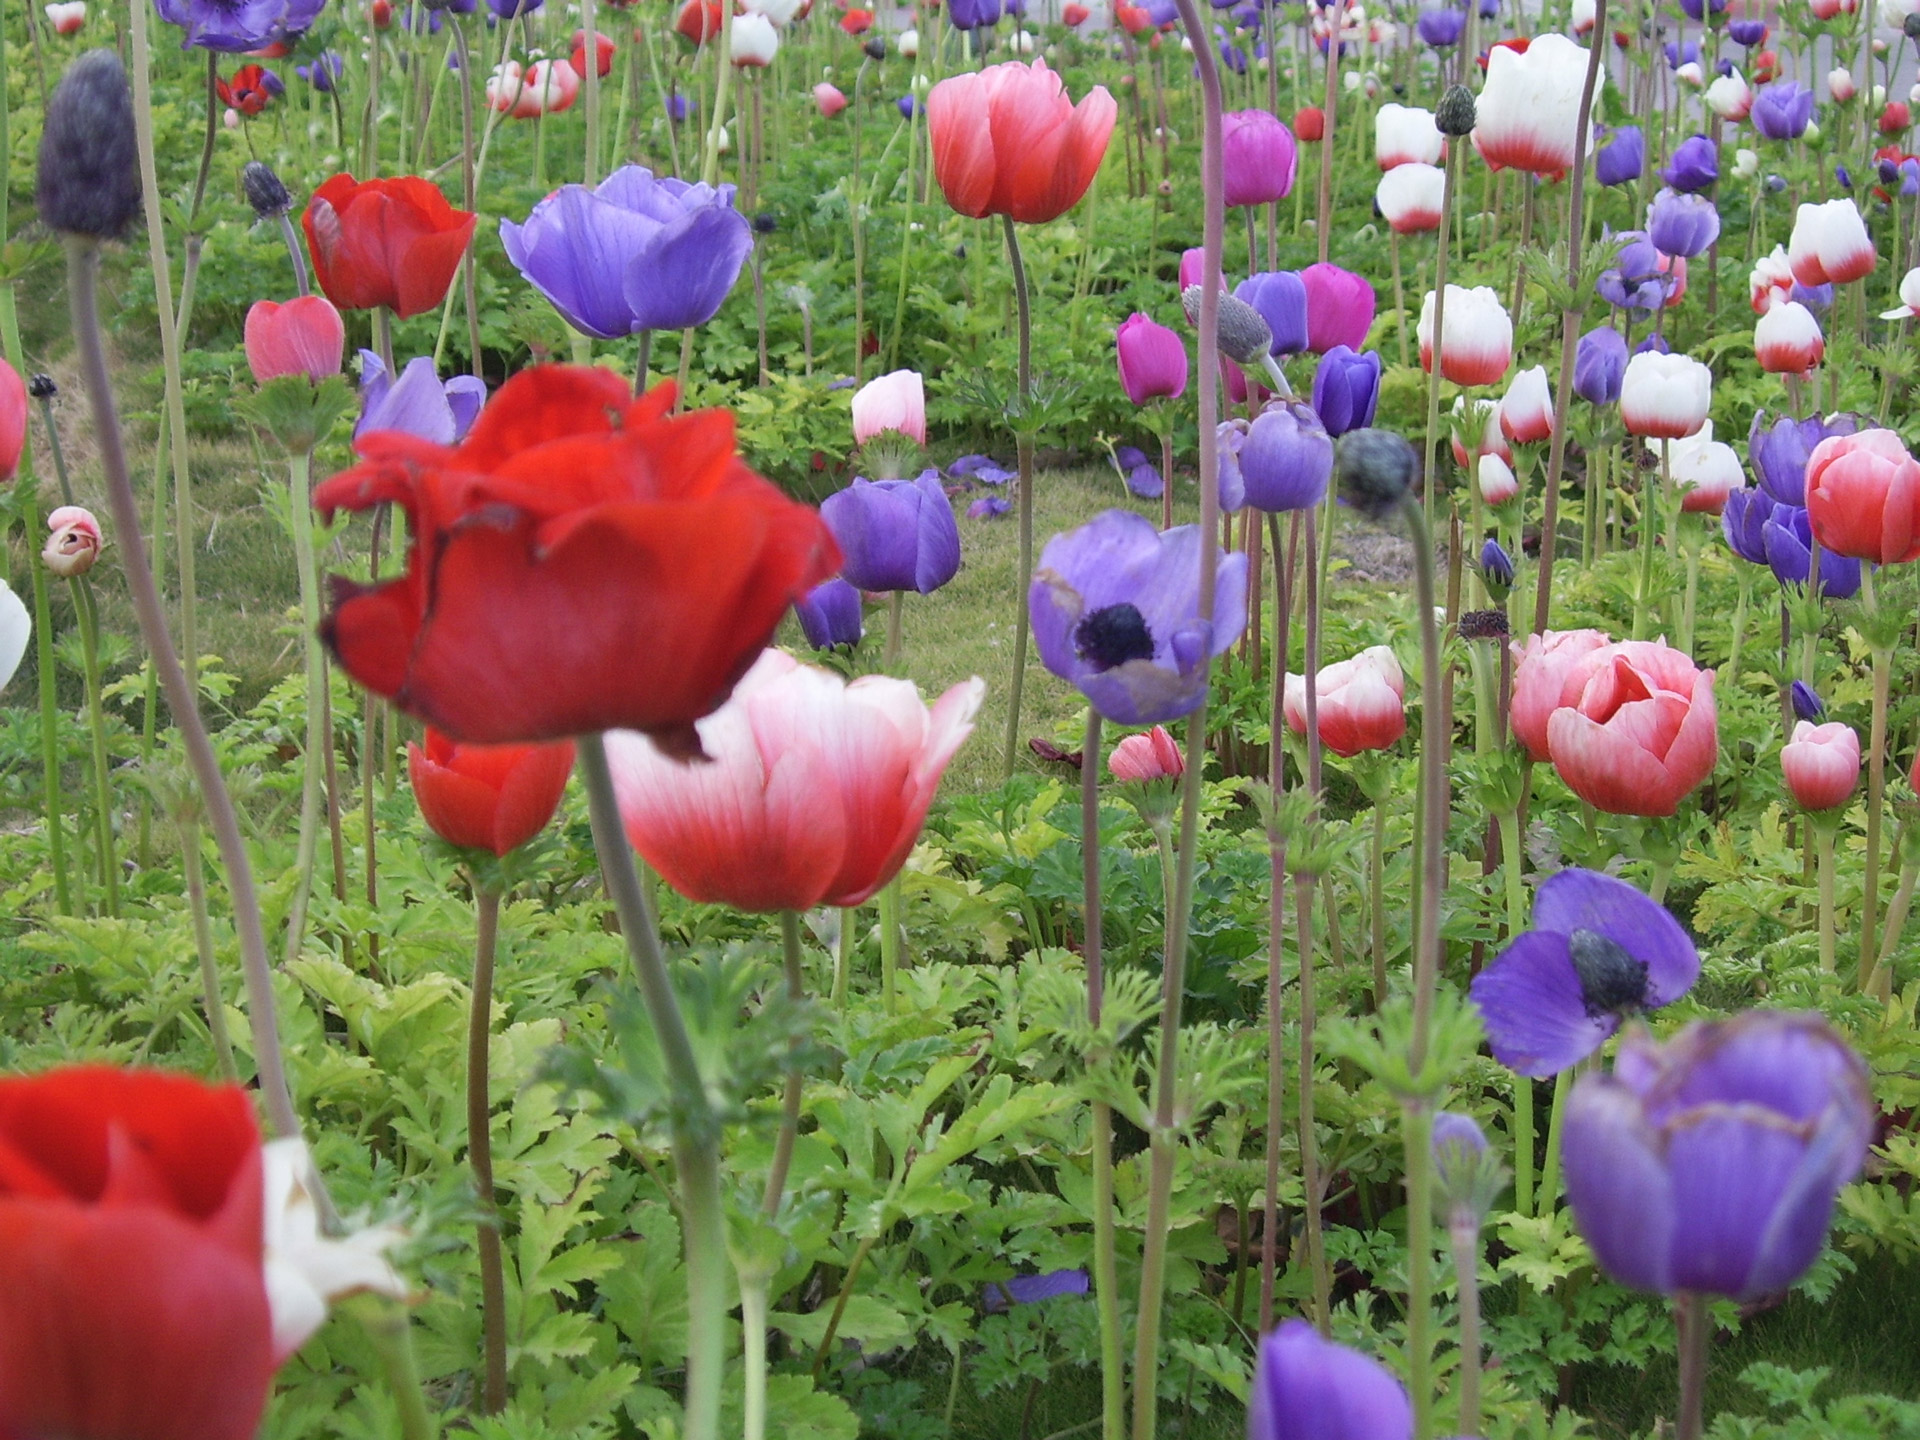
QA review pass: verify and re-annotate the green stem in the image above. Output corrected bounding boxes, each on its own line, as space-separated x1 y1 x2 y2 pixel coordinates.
578 733 725 1440
833 905 855 1010
1632 443 1664 642
1081 709 1127 1440
764 910 806 1216
1421 140 1457 537
1536 1069 1572 1212
24 478 72 915
808 1232 879 1376
284 448 326 962
182 821 240 1082
1000 214 1035 781
359 1300 437 1440
742 1275 771 1440
1403 1101 1436 1440
1679 517 1700 659
1400 491 1444 1075
72 579 117 913
469 886 509 1413
1263 512 1295 1330
1294 868 1330 1328
885 589 905 670
879 874 903 1014
1816 816 1838 974
1369 799 1387 1012
1860 566 1890 988
1449 1218 1483 1440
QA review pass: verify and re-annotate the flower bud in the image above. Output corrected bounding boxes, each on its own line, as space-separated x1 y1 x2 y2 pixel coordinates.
27 374 56 400
1480 537 1514 588
1336 427 1418 517
36 49 141 240
242 160 293 219
1183 285 1273 367
42 505 102 578
1435 82 1475 137
1791 679 1825 722
864 37 887 59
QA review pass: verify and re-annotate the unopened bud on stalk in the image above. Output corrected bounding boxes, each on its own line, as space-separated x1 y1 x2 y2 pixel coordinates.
1336 428 1419 517
36 49 141 240
242 161 293 220
864 37 886 60
1906 13 1920 40
1435 83 1476 137
1181 284 1273 368
28 374 56 400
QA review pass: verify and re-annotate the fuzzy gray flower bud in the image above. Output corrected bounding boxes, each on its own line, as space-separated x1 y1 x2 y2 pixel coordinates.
1436 84 1476 138
242 161 293 220
36 49 140 240
1905 12 1920 38
1182 284 1273 367
1336 428 1419 518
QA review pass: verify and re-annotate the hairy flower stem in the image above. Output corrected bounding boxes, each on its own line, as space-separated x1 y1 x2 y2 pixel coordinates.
1633 443 1667 641
468 886 509 1413
763 910 806 1216
1314 16 1336 264
1402 1101 1437 1440
583 0 602 185
1859 567 1891 989
1536 1069 1571 1210
1814 814 1839 974
1401 492 1444 1074
183 822 241 1082
1449 1217 1484 1438
1133 3 1224 1435
1529 4 1604 635
358 1299 436 1440
18 473 70 915
1000 215 1036 781
65 238 301 1143
1080 710 1127 1440
879 874 904 1013
579 734 725 1440
741 1276 772 1440
1421 143 1457 537
1675 1291 1710 1440
1294 868 1331 1328
71 578 117 913
284 449 328 963
1261 511 1297 1332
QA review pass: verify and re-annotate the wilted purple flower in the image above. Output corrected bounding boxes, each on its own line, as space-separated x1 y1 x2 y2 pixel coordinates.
355 351 487 444
295 49 343 90
1596 233 1673 311
1233 402 1333 512
793 577 864 649
967 494 1012 519
1752 81 1814 140
1416 5 1465 46
1030 510 1247 726
1113 444 1164 499
1721 487 1775 564
1748 411 1860 505
1764 503 1863 598
1235 271 1310 356
948 453 996 476
153 0 325 51
1791 679 1825 722
1250 1321 1412 1440
1728 17 1767 43
983 1269 1089 1311
1662 134 1719 192
500 166 751 337
1594 125 1646 186
1310 345 1381 436
1563 1011 1872 1301
1647 188 1720 258
822 470 962 595
1564 329 1624 410
1469 868 1701 1077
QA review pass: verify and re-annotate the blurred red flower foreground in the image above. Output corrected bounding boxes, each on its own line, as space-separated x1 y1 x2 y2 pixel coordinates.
316 366 840 749
0 1067 273 1440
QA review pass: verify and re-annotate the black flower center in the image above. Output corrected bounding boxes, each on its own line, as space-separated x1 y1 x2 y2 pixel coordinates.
1074 603 1156 671
1568 929 1651 1018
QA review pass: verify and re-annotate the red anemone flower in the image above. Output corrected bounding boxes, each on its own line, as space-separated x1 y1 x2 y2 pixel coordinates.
215 63 276 116
313 366 841 748
301 174 477 320
409 729 575 856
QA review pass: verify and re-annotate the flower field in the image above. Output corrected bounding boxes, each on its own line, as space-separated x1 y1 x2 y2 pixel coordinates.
3 0 1920 1437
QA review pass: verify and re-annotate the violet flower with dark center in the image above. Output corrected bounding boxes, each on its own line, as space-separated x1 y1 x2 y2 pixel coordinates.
1469 867 1700 1077
1030 510 1247 726
500 165 751 338
821 470 962 595
1416 4 1465 46
1563 1010 1873 1301
1596 233 1673 311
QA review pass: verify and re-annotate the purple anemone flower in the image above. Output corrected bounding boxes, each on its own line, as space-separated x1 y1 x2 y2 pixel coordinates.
1468 868 1701 1077
1596 233 1672 311
1112 445 1164 499
665 93 693 122
1647 188 1720 259
1721 487 1774 564
1763 504 1863 597
1416 4 1465 46
152 0 324 51
821 470 962 595
1791 280 1834 311
1250 1321 1412 1440
1661 134 1718 193
1752 81 1814 141
1220 402 1332 513
1677 0 1726 18
355 352 487 445
1594 125 1645 187
1235 271 1310 357
1573 325 1627 405
294 49 342 90
487 0 542 15
1748 410 1859 505
949 0 1003 28
1310 345 1381 436
1663 39 1700 69
793 577 864 649
1563 1011 1873 1301
1030 510 1247 726
500 166 752 338
1727 16 1766 43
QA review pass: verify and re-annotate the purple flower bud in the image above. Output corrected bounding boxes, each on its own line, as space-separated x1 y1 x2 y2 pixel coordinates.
1664 39 1700 69
1251 1321 1412 1440
1573 325 1628 405
1836 163 1853 189
1678 0 1726 18
1221 109 1298 209
1791 280 1833 312
822 471 962 596
1647 187 1720 258
1299 262 1376 355
1594 125 1645 186
1563 1011 1872 1301
983 1269 1089 1311
1791 679 1825 722
1480 537 1514 586
949 0 1001 24
1310 345 1382 436
1235 271 1310 357
356 351 487 445
1636 332 1671 355
36 49 140 240
793 577 864 649
1116 312 1190 404
1416 4 1465 47
1661 134 1719 193
1728 17 1767 43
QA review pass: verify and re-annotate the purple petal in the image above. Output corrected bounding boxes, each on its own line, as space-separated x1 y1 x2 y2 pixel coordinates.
1469 931 1618 1077
1531 868 1700 1008
1562 1076 1677 1293
1664 1112 1814 1298
444 375 487 441
1250 1320 1412 1440
360 356 457 444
